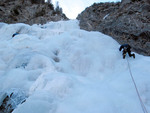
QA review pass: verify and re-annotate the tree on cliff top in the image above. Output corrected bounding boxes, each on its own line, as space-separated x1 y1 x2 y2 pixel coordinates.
30 0 45 4
55 1 62 14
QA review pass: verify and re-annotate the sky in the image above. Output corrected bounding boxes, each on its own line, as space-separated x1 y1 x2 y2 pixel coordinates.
51 0 121 19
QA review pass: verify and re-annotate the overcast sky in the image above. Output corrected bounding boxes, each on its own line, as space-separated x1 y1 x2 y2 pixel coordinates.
52 0 121 19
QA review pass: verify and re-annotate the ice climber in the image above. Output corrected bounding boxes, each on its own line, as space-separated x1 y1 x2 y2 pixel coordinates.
12 32 19 38
119 44 135 59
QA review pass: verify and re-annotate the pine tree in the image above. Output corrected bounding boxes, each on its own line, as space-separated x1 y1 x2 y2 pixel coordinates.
30 0 45 4
55 1 62 14
48 0 51 4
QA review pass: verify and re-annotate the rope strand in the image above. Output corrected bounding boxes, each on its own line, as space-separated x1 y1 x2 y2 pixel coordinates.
126 58 148 113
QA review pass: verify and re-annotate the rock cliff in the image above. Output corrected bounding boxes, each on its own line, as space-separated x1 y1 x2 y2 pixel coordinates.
77 0 150 55
0 0 68 25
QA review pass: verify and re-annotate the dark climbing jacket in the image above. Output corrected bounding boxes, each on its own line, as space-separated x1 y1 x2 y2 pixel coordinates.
119 44 131 52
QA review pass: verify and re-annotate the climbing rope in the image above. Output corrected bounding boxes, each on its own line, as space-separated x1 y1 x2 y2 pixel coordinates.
126 58 148 113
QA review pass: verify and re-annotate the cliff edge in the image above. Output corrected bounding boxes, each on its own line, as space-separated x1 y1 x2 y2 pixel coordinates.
77 0 150 55
0 0 68 25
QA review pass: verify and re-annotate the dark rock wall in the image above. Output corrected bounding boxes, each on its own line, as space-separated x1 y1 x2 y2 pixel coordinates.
0 0 68 25
77 0 150 56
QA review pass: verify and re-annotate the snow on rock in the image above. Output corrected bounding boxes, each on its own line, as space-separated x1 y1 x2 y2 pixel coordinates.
0 88 26 113
0 20 150 113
